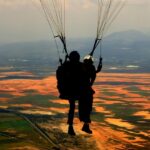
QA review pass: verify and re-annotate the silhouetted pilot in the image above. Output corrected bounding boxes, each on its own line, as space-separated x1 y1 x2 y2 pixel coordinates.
79 55 102 134
62 51 84 135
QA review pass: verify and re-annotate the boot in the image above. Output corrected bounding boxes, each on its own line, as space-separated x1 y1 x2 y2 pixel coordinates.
82 123 92 134
68 125 76 136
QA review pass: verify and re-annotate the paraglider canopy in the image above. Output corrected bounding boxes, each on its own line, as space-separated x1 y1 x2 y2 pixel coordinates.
39 0 68 58
36 0 125 62
90 0 126 57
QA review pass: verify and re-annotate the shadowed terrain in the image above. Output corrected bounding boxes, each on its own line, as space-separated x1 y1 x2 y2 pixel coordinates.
0 71 150 150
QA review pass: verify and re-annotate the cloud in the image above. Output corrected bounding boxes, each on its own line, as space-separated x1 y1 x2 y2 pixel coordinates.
0 0 149 9
128 0 149 5
69 0 149 11
128 0 149 4
82 0 96 9
0 0 25 5
0 0 40 8
82 0 149 7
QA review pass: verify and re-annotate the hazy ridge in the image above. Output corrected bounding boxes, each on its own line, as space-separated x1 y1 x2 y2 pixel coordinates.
0 30 150 75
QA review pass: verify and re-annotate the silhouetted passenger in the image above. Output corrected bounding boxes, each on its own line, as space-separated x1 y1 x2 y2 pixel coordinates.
79 55 102 134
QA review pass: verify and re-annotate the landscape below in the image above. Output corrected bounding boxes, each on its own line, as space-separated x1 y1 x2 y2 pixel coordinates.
0 71 150 150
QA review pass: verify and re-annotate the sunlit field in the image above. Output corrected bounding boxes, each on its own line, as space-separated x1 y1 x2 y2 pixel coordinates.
0 72 150 150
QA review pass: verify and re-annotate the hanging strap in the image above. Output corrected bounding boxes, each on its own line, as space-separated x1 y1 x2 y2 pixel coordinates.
90 38 102 57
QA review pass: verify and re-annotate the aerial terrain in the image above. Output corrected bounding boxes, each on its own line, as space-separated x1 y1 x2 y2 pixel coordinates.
0 69 150 150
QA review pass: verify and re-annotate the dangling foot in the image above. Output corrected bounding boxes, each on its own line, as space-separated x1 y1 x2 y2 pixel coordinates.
82 123 92 134
68 125 76 136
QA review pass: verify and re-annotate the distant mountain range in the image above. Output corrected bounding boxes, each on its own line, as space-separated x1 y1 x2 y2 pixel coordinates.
0 30 150 74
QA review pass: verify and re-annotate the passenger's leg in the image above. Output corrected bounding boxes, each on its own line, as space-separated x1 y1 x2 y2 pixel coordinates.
82 123 92 134
81 94 93 134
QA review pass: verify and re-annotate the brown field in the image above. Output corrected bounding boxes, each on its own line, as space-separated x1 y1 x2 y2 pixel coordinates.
0 72 150 150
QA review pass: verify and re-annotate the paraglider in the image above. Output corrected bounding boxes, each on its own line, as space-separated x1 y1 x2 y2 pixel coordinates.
36 0 126 135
